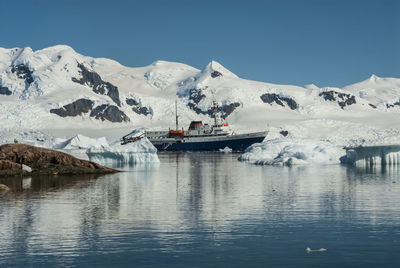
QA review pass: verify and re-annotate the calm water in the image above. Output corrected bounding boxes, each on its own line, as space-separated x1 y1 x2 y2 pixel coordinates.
1 152 400 267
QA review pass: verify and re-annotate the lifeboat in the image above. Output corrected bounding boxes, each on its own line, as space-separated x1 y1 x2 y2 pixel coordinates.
169 129 184 138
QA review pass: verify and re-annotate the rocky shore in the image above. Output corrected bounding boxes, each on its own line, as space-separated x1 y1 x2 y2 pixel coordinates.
0 144 118 176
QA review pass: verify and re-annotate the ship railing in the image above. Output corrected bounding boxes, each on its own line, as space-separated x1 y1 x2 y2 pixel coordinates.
120 133 145 145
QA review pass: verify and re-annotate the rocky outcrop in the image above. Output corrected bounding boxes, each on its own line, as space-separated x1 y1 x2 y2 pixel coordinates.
260 93 299 110
50 99 129 123
0 160 22 176
211 71 222 78
11 64 34 85
188 91 240 119
0 86 12 95
0 183 10 192
126 98 152 116
50 98 94 117
72 63 121 106
319 91 356 109
90 104 130 122
280 130 289 136
386 100 400 109
221 102 241 119
0 144 118 176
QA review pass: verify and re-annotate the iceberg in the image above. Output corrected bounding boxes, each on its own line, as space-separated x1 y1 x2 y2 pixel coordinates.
87 138 159 165
53 134 108 150
238 138 345 166
53 134 159 164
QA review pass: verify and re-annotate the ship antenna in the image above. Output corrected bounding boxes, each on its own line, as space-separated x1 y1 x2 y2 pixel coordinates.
175 98 179 130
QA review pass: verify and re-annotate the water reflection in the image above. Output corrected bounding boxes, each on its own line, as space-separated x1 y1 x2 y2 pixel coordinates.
0 153 400 267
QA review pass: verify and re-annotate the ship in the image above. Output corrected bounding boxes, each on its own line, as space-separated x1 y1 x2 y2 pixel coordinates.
121 101 267 151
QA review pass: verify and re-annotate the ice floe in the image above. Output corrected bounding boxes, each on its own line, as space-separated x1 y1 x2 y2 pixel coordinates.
87 138 159 165
238 138 345 166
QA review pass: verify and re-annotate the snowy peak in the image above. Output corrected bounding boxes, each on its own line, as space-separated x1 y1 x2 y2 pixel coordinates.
201 61 238 79
343 74 400 107
369 74 379 82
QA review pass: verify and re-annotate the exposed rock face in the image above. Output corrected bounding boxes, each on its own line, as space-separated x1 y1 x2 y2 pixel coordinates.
126 98 139 106
50 99 129 123
319 91 356 109
188 88 206 110
90 104 130 122
211 71 222 78
187 88 240 119
0 144 117 176
0 86 12 95
11 64 34 85
72 63 121 106
0 160 21 170
126 98 152 116
260 93 299 110
386 100 400 109
50 98 94 117
221 102 241 119
280 130 289 136
0 184 10 192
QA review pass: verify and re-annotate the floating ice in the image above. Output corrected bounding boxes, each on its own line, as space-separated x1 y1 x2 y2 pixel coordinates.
219 146 232 153
238 138 345 166
52 133 159 164
22 164 32 172
87 138 159 164
306 247 327 253
53 134 108 150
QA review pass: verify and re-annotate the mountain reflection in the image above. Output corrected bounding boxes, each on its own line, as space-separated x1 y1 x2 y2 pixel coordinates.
1 153 400 265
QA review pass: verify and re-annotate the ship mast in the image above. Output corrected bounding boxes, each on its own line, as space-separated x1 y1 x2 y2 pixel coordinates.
175 98 179 130
212 101 219 126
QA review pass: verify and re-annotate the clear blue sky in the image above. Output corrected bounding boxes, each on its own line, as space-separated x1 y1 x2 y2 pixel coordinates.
1 0 399 87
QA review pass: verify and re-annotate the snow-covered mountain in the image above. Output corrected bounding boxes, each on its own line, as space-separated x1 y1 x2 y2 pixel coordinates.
1 45 400 146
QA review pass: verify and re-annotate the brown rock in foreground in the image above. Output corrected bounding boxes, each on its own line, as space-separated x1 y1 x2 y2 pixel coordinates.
0 144 118 176
0 183 10 191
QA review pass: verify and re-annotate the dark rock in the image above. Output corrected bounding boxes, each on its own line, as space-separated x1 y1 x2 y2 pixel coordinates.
386 100 400 109
0 86 12 95
50 98 94 117
132 106 151 116
72 63 121 106
211 71 222 78
126 98 152 116
280 130 289 136
11 64 34 85
282 97 299 110
221 102 240 119
0 144 118 176
126 98 139 106
188 88 207 115
189 88 206 106
260 93 298 110
319 91 357 109
90 104 130 123
187 88 240 119
369 103 377 109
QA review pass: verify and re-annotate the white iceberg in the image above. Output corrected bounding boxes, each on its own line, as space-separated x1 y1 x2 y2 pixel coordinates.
53 134 109 150
306 247 327 253
238 138 345 166
52 134 159 164
87 138 159 164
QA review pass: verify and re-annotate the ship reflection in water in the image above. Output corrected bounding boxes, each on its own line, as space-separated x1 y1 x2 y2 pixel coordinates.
0 153 400 267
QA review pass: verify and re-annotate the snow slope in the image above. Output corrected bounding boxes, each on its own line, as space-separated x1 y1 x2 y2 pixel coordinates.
1 44 400 155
